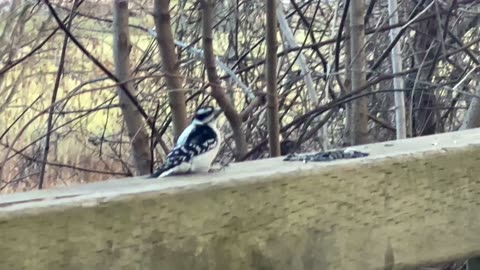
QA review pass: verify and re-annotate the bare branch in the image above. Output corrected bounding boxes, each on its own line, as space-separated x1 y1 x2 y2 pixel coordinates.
199 0 247 160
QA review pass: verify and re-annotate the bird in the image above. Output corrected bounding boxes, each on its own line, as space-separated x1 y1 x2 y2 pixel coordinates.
149 106 223 178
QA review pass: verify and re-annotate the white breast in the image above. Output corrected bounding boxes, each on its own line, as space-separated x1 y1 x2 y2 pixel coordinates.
191 124 221 173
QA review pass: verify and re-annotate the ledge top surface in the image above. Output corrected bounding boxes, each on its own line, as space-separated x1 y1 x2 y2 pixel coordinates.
1 128 479 214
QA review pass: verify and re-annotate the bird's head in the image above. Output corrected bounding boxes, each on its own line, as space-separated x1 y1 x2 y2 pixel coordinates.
192 106 223 125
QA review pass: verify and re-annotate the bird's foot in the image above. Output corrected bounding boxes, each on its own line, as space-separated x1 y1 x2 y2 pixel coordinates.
208 161 230 173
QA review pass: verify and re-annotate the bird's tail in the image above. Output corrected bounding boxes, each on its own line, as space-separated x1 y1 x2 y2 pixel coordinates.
148 158 178 178
148 167 166 178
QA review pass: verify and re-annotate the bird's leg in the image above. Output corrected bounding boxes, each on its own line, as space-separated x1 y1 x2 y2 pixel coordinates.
208 165 223 173
208 160 230 173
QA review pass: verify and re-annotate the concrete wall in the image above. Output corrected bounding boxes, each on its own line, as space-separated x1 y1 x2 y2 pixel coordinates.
1 129 480 270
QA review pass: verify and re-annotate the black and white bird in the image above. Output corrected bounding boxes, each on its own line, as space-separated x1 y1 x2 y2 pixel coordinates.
149 106 223 178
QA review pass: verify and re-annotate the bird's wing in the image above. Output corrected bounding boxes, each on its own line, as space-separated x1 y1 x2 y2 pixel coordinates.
149 146 192 178
183 125 218 155
150 125 218 178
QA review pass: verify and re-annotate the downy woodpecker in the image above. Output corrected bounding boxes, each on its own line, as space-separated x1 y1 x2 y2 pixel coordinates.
150 106 222 178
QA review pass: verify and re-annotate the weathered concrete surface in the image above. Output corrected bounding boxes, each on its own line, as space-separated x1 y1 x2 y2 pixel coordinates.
1 129 480 270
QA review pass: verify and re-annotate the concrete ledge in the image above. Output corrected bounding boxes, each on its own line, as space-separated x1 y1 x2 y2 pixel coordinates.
1 129 480 270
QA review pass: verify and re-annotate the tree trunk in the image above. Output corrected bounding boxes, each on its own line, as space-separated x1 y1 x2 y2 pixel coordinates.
460 85 480 130
342 8 353 146
266 0 281 156
276 2 317 105
153 0 188 140
410 3 438 136
387 0 407 139
349 0 369 145
113 0 151 175
199 0 247 160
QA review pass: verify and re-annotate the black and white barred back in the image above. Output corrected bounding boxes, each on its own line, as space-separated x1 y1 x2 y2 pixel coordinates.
150 106 221 178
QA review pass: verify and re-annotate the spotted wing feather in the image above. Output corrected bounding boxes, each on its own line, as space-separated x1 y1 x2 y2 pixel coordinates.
150 125 218 178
